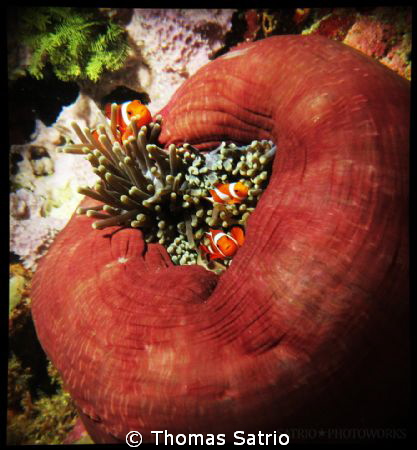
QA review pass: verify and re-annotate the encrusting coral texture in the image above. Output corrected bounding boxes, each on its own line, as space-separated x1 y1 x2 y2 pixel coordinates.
125 9 234 114
31 35 409 443
10 109 99 270
301 7 411 80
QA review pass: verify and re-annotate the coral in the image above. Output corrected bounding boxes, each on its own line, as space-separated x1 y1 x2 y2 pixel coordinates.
10 98 102 270
63 418 94 444
125 9 234 114
243 10 261 41
261 11 278 37
380 32 411 80
10 147 80 271
31 36 409 443
9 264 32 316
303 9 356 41
10 148 84 271
344 16 396 58
10 191 32 220
293 8 311 26
9 275 27 313
7 356 78 445
10 215 64 270
7 354 33 414
301 7 411 80
8 264 33 337
61 110 275 269
343 9 412 80
343 8 411 80
8 265 79 445
237 9 312 44
16 7 129 82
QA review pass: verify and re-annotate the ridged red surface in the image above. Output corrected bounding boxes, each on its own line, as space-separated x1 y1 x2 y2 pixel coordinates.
31 36 409 443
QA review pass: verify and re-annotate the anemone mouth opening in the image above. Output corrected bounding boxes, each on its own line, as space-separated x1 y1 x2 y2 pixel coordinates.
60 111 277 274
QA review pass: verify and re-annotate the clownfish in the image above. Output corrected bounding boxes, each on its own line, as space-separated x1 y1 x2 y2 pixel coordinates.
207 181 249 205
93 100 152 143
200 227 245 260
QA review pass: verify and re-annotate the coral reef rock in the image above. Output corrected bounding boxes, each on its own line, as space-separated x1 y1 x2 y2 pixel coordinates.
125 9 234 114
302 7 411 80
10 94 101 270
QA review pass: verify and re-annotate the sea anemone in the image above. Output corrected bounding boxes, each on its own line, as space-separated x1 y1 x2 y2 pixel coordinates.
61 107 276 268
32 35 409 443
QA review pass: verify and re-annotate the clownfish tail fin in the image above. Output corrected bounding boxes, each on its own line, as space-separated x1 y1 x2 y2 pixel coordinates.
200 244 209 254
230 226 245 246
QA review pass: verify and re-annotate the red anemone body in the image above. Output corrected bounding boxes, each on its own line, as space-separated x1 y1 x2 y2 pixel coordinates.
32 36 409 443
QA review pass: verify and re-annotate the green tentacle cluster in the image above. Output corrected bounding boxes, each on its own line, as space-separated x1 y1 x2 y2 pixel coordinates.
18 7 129 82
60 106 276 269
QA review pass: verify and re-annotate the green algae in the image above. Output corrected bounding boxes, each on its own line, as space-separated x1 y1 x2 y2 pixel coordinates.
8 265 81 444
9 275 27 314
7 357 78 445
16 7 129 83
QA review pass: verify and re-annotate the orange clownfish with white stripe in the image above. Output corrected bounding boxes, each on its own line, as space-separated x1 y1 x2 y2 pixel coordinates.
94 100 152 143
200 227 245 260
207 181 249 205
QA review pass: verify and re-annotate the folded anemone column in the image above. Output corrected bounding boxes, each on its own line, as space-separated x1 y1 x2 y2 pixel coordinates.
31 35 409 443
